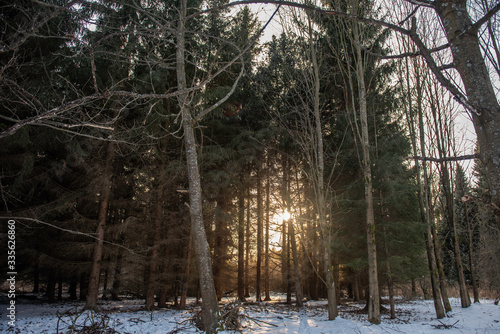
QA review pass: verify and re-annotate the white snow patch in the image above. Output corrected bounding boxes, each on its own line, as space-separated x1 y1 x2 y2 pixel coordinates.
0 295 499 333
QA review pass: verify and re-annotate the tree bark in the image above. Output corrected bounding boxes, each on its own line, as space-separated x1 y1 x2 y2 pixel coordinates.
238 190 246 302
264 158 272 301
382 225 395 319
355 28 380 324
145 170 166 309
309 21 337 319
256 165 263 303
430 99 471 309
415 74 446 319
402 55 446 319
245 187 251 298
111 244 123 301
176 0 219 329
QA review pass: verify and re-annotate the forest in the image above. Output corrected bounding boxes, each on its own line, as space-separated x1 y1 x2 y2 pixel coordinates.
0 0 499 333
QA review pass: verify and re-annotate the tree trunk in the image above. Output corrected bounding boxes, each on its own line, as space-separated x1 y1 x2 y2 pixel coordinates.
80 274 88 301
238 189 246 302
264 159 272 301
430 100 471 309
355 31 380 324
353 273 360 301
281 207 289 295
404 58 446 319
256 165 263 303
57 270 63 301
214 197 230 301
86 139 115 309
176 0 219 329
47 271 56 303
289 219 303 307
418 113 446 319
286 231 292 304
309 22 337 319
245 187 251 298
111 246 123 301
145 180 166 309
431 212 452 312
382 225 395 319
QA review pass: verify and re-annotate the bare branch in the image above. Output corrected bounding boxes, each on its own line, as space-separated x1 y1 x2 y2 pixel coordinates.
437 62 455 71
398 5 421 26
195 62 245 121
364 43 450 60
1 216 145 256
407 18 481 115
401 0 435 9
472 1 500 31
407 153 480 163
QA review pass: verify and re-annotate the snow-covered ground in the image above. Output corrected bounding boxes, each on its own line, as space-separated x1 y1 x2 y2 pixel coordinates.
0 295 499 333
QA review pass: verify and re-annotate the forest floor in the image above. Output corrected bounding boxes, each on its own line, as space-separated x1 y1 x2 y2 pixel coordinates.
0 293 499 333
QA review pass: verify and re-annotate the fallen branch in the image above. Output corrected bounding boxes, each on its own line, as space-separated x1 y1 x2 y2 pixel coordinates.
431 319 459 329
244 315 279 327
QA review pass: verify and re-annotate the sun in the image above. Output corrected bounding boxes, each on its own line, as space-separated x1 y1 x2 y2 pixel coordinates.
273 210 291 223
269 210 292 247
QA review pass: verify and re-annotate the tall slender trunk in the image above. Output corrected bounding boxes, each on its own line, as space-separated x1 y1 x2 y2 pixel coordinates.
157 251 169 308
111 239 123 301
381 221 395 318
244 187 251 298
281 155 289 296
286 231 292 304
354 30 380 324
256 165 263 303
146 170 166 309
431 210 452 312
430 101 470 309
282 158 303 307
86 139 115 309
264 157 271 301
403 57 446 319
415 77 446 319
282 211 289 295
238 190 246 302
308 20 337 319
176 0 218 330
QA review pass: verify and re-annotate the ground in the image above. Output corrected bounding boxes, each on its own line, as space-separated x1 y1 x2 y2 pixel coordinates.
0 294 499 333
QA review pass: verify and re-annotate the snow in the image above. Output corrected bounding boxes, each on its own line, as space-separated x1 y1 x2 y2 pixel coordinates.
0 295 499 333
